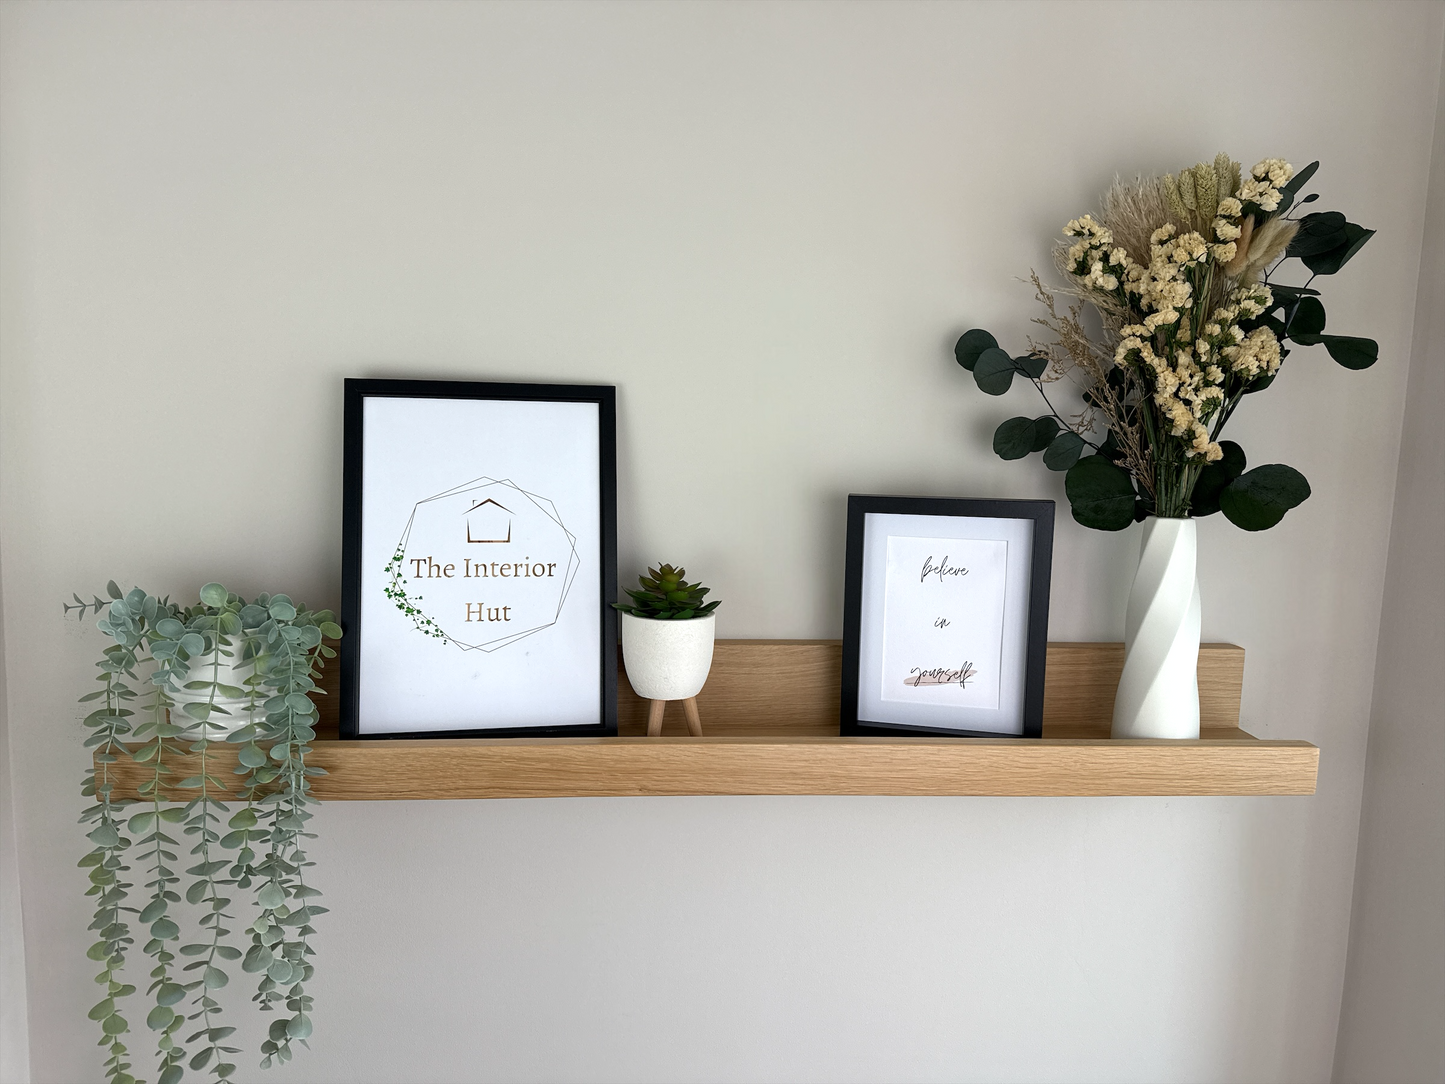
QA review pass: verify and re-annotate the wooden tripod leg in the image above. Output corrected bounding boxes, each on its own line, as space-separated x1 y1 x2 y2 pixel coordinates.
646 699 666 737
682 697 703 737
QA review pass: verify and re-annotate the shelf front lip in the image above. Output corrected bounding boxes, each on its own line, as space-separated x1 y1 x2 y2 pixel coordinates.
293 734 1320 799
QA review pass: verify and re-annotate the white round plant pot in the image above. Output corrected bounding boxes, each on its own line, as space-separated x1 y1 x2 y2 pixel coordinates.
170 636 262 737
621 613 716 701
1112 517 1201 739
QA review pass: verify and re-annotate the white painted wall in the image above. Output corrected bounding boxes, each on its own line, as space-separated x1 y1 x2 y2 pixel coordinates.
1 566 31 1084
1 3 1441 1081
1332 35 1445 1084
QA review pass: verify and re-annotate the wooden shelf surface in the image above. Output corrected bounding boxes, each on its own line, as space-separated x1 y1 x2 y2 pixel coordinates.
96 641 1318 799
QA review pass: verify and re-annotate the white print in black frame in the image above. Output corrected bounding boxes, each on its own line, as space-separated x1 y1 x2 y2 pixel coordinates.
340 380 618 739
881 535 1006 707
840 496 1054 738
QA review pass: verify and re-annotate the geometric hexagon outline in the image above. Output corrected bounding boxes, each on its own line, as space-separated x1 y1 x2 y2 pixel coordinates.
382 476 580 653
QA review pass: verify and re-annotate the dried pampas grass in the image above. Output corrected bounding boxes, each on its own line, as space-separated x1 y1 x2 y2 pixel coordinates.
1099 175 1178 266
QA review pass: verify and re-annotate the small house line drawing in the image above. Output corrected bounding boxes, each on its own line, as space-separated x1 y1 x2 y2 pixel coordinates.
464 498 512 544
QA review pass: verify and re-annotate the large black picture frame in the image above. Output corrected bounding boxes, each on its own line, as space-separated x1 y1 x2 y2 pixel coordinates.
840 495 1054 738
340 378 618 740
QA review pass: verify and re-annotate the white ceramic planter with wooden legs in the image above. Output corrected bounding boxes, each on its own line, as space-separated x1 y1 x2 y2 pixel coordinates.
621 612 716 736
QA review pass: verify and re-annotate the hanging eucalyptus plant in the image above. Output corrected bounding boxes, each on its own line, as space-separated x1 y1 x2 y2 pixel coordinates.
68 581 341 1084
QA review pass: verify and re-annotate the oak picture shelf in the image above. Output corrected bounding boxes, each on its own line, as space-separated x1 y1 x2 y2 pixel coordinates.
98 641 1318 799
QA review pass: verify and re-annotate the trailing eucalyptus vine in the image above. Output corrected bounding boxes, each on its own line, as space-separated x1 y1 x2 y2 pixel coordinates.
69 581 341 1084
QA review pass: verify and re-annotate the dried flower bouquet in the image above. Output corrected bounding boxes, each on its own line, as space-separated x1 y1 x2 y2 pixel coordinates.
957 154 1377 530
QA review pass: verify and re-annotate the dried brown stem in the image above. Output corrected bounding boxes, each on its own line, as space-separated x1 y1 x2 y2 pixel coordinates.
1024 272 1155 499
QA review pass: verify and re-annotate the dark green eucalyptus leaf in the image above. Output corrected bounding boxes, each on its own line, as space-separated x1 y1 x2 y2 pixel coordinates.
1189 441 1246 517
1029 417 1060 452
1287 211 1347 257
1302 222 1374 275
1321 334 1378 370
973 348 1017 395
1064 455 1137 531
954 329 998 371
1244 366 1279 394
1220 464 1311 531
1281 160 1319 195
1275 164 1320 217
1042 430 1085 471
1268 283 1320 301
1016 353 1048 379
1285 296 1326 338
992 417 1038 460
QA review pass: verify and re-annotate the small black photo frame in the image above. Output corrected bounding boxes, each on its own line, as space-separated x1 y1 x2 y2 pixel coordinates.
340 379 617 739
841 496 1054 738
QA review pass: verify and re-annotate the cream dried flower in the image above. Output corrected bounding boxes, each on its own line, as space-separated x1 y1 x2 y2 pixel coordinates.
1251 158 1294 186
1214 218 1242 241
1239 178 1281 212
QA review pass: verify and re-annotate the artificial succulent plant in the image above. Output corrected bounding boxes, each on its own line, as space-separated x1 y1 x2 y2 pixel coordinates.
613 564 720 620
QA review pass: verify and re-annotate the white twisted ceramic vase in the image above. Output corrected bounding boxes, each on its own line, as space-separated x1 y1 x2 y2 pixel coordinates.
1111 517 1201 739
